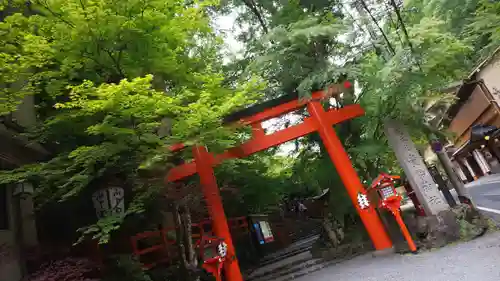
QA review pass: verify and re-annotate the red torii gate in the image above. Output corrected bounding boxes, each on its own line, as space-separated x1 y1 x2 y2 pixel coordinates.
165 85 393 281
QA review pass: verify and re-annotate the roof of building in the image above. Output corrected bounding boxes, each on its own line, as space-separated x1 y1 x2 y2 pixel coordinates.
469 45 500 78
444 45 500 122
222 92 300 124
443 80 481 126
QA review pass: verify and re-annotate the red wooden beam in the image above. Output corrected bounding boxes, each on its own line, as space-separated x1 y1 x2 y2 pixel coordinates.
214 118 317 161
238 90 324 125
251 123 266 138
169 143 186 152
193 146 243 281
306 101 392 250
239 82 350 125
166 161 197 182
166 121 314 181
168 83 352 152
165 104 364 182
167 91 324 153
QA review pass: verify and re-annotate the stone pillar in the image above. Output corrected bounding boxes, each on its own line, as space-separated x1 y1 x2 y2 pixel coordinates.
461 158 477 180
482 148 500 173
18 195 38 248
472 149 491 175
452 160 468 182
428 166 456 207
431 143 472 204
384 120 448 215
487 142 500 162
0 185 22 281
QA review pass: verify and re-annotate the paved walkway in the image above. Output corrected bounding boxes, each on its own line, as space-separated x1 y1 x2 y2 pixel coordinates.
446 174 500 220
294 232 500 281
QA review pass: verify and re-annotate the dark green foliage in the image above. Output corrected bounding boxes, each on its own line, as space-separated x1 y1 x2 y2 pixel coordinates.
102 255 152 281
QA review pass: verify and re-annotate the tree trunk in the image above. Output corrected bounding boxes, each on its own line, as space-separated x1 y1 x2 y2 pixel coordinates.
181 203 198 269
323 216 340 247
335 218 345 242
173 203 190 281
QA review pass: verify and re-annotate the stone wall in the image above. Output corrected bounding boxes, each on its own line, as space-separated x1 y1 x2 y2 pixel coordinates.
403 204 489 250
0 185 22 281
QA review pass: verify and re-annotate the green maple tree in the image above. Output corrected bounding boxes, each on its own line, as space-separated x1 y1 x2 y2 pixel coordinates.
0 0 262 243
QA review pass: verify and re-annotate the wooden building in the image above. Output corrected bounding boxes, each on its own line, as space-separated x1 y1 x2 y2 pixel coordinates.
445 47 500 182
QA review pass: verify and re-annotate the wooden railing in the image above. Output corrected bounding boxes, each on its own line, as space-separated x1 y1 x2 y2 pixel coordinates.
130 216 249 269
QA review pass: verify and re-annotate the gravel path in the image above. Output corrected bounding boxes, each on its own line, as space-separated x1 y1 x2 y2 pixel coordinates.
295 232 500 281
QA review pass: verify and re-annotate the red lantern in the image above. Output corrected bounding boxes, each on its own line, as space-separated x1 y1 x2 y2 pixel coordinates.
370 173 417 252
197 236 227 281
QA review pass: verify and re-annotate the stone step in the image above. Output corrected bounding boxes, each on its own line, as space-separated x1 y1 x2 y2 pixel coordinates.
258 235 319 266
258 244 313 267
289 232 320 244
252 252 366 281
270 259 343 281
248 257 324 281
246 252 314 281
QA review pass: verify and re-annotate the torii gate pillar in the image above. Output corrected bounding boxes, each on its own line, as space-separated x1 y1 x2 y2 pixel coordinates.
307 101 392 250
193 145 243 281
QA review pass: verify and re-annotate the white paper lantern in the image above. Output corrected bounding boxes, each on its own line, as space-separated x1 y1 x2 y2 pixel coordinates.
357 192 370 209
217 241 228 258
92 186 125 218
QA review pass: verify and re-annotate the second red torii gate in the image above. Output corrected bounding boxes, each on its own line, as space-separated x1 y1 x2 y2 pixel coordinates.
165 85 393 281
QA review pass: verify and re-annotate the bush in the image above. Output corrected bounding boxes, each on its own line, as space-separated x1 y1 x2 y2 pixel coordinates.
101 255 152 281
28 257 100 281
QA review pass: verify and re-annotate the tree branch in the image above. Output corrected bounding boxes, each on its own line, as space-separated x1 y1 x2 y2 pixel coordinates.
354 89 367 104
340 2 386 61
80 51 114 75
241 0 269 34
358 0 396 55
383 1 405 47
36 0 75 27
389 0 423 71
103 48 126 80
79 0 85 10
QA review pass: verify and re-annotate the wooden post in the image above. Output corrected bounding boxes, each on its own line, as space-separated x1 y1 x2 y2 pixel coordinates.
431 143 472 205
192 146 243 281
307 101 393 251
